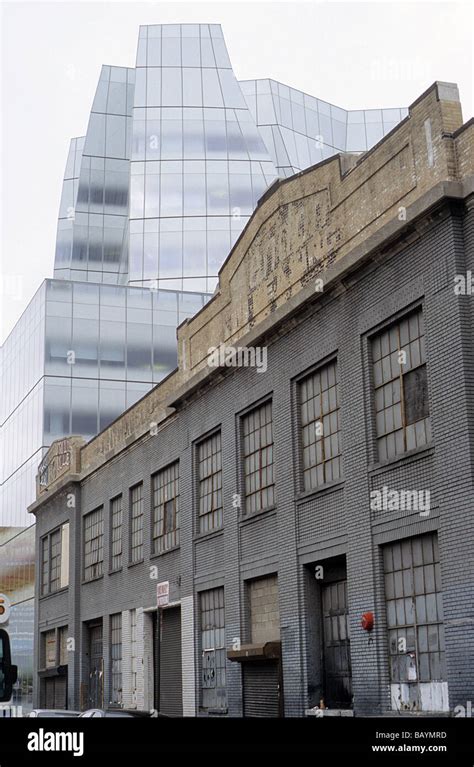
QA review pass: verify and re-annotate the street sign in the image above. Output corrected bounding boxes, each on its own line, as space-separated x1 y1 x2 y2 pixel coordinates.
0 594 11 625
157 581 169 608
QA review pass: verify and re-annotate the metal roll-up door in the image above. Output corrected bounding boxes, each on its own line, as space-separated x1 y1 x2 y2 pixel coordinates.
43 678 55 709
42 675 67 710
159 607 183 716
243 661 281 717
54 675 67 709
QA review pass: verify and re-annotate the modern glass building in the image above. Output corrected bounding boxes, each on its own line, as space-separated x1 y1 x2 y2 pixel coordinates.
53 24 407 292
0 22 406 713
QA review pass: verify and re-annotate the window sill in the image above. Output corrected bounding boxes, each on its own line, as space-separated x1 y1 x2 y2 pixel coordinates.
128 559 144 569
82 575 104 585
368 443 434 474
108 567 123 575
239 505 277 526
295 479 345 504
194 527 224 543
39 586 69 601
150 545 180 559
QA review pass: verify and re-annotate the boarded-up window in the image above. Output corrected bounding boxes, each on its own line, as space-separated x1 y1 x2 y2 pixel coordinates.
44 630 56 669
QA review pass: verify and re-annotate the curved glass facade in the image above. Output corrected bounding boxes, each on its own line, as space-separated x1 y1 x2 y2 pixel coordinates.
240 78 408 177
129 24 277 293
53 24 406 290
54 66 135 284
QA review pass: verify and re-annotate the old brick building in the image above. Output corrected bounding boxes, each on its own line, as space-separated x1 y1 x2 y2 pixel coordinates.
29 82 474 717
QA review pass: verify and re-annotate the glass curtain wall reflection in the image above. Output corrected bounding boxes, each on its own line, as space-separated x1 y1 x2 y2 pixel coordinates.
0 279 207 528
54 67 135 284
129 23 278 293
240 78 409 177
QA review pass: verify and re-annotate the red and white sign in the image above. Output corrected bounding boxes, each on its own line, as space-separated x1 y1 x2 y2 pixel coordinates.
157 581 169 608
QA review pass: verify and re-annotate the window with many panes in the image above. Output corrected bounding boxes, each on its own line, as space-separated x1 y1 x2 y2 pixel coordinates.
40 525 68 596
130 484 144 563
84 507 104 581
383 533 445 685
372 309 430 460
300 360 341 489
49 529 61 592
200 587 226 712
198 432 222 533
242 401 275 513
110 496 123 571
152 462 180 553
40 536 49 596
110 613 122 706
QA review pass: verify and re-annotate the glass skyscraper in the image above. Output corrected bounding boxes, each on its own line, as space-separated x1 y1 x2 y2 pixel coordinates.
0 22 406 713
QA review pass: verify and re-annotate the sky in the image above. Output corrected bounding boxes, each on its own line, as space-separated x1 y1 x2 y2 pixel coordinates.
1 0 472 343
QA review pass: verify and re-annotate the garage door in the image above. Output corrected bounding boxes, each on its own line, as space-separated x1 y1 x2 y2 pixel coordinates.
42 675 67 710
159 607 183 716
243 661 281 717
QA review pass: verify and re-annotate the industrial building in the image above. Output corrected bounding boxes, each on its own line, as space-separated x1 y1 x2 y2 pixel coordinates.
29 82 474 716
0 23 405 712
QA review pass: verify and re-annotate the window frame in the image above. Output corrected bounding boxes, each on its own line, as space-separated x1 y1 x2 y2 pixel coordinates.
151 460 180 554
110 495 123 572
196 429 223 534
40 526 64 597
110 612 123 707
199 586 227 713
370 306 431 462
83 506 104 582
129 483 144 564
241 399 275 515
297 357 342 492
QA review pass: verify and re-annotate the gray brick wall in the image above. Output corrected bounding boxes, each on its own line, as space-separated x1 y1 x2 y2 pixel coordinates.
33 198 474 716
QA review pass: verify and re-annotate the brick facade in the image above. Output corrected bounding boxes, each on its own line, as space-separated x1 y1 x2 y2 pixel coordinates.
30 82 474 717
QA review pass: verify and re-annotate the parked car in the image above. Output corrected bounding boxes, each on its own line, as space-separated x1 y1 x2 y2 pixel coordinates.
27 709 80 717
79 708 167 718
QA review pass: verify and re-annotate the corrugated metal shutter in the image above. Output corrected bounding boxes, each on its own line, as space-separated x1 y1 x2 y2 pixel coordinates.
44 678 55 709
54 675 67 709
243 661 280 717
42 676 67 710
159 607 183 716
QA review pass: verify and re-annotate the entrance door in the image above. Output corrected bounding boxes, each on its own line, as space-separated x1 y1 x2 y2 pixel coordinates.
322 579 352 707
88 623 103 709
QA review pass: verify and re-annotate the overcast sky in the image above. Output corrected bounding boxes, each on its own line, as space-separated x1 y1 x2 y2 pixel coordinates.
1 0 472 343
